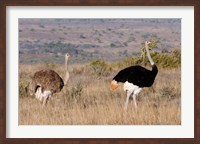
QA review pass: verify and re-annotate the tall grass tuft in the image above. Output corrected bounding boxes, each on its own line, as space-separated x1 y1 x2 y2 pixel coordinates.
70 82 83 100
89 59 112 78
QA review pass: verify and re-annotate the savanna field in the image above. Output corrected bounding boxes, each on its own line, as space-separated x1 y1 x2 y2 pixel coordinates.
19 19 181 125
19 61 181 125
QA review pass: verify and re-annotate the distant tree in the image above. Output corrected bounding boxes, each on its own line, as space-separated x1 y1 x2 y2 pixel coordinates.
30 28 35 32
80 34 86 39
110 43 116 48
39 24 45 28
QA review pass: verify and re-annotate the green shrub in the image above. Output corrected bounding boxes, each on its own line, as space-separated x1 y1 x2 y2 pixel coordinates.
70 82 83 100
116 49 181 69
152 49 181 68
19 79 29 97
89 59 112 77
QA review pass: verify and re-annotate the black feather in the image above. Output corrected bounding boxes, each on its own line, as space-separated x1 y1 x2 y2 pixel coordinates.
113 64 158 87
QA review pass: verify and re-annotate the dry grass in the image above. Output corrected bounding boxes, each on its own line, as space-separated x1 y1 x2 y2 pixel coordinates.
19 64 181 125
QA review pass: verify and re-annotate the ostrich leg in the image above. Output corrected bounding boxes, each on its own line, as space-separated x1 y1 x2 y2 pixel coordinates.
132 88 142 108
35 87 42 100
43 96 50 106
124 89 134 111
132 94 137 108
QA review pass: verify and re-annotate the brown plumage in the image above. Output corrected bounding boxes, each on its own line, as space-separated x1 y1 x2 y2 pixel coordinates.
27 53 70 106
31 69 64 94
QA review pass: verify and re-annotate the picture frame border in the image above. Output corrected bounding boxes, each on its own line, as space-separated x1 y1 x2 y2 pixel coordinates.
0 0 199 143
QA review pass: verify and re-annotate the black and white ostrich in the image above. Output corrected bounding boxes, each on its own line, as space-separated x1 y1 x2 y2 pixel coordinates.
111 41 158 111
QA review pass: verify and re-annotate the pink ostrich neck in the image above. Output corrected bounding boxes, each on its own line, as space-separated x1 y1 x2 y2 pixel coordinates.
145 42 154 66
64 55 69 85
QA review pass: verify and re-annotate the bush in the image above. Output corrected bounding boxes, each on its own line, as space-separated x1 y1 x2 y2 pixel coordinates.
152 49 181 68
70 82 83 100
157 86 177 100
115 55 143 69
116 49 181 69
89 59 112 77
19 79 29 97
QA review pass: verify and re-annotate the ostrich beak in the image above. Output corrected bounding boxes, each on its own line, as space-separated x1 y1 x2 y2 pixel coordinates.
111 80 119 90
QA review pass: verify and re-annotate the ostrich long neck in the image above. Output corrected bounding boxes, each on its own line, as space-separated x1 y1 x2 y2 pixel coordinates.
64 57 69 85
145 43 154 66
65 57 68 69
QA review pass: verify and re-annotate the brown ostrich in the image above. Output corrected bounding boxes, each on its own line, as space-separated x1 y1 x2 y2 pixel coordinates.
27 53 70 106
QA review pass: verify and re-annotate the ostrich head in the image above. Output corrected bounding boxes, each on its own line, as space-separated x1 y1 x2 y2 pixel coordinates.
65 53 71 67
145 40 152 51
145 40 151 45
65 53 70 58
111 80 119 90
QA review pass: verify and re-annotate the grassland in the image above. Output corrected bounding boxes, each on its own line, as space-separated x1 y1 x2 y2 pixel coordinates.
19 63 181 125
19 19 181 125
